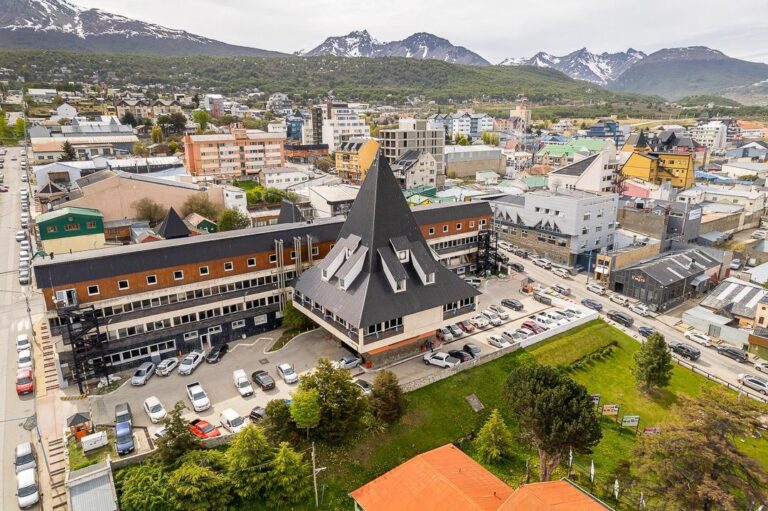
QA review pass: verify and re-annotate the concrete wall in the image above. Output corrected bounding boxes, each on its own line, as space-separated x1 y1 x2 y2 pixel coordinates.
446 156 506 179
617 207 666 239
699 212 741 235
682 310 749 347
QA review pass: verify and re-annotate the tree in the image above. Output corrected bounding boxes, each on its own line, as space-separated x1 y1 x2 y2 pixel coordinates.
370 370 403 423
312 155 334 172
132 141 148 157
282 301 312 331
474 409 515 463
226 424 274 501
121 111 138 127
167 450 232 511
265 442 312 509
170 112 188 133
14 118 26 139
116 462 170 511
181 193 221 220
505 363 602 481
192 110 212 131
634 391 768 511
59 140 77 161
132 198 167 226
155 401 200 467
217 208 251 231
167 140 180 154
290 388 321 438
151 125 164 144
633 332 673 392
263 399 295 442
299 358 366 441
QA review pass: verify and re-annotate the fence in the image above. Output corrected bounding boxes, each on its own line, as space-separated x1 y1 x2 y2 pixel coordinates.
671 355 767 403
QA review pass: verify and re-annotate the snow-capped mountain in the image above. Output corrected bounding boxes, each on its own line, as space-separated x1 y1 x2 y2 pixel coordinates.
499 48 646 85
302 30 490 66
0 0 284 56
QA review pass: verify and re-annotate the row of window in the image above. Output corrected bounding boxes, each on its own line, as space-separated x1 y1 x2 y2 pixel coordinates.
426 219 486 236
365 317 403 335
46 221 98 234
430 235 479 251
443 297 476 312
103 339 176 365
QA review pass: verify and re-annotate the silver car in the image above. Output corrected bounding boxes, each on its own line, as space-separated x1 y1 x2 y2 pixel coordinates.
14 442 37 474
738 374 768 395
155 357 179 376
131 362 156 386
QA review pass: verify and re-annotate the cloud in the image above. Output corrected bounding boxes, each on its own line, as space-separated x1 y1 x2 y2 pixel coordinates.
70 0 768 63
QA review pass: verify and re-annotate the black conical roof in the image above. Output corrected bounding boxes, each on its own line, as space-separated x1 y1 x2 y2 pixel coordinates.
156 207 191 239
277 199 305 224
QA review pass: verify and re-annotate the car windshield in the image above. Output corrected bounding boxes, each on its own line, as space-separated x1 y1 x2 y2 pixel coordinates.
134 369 145 377
19 355 31 363
149 404 162 413
237 380 249 388
230 416 244 427
17 376 32 384
192 391 206 400
18 483 38 497
202 423 214 433
16 452 34 465
181 359 192 366
283 367 295 375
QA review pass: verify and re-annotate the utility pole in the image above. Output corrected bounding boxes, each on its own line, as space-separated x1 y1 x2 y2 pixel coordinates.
311 442 326 508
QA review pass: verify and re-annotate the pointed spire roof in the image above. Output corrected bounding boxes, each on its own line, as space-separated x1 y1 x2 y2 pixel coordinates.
277 199 305 224
156 207 191 240
635 130 649 149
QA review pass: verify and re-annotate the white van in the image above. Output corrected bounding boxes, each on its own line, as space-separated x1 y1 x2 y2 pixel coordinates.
586 283 606 295
464 277 482 288
609 294 630 307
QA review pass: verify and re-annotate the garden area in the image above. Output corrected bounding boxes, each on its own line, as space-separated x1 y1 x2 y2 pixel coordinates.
67 427 116 471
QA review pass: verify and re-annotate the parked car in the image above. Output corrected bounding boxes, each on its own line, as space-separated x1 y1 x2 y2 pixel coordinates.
333 355 363 370
509 262 525 273
178 351 204 375
143 396 167 423
717 345 748 363
185 381 211 412
115 403 132 425
16 334 30 352
463 277 482 288
521 320 544 334
18 270 30 285
488 334 511 348
449 324 464 338
629 303 650 316
669 342 701 361
501 298 524 311
544 311 569 326
423 351 460 368
553 284 572 296
17 349 33 370
276 363 299 384
219 408 247 434
498 240 512 251
15 230 27 242
19 240 30 251
488 305 509 320
638 326 655 338
684 331 711 347
354 379 373 395
233 369 254 397
188 418 220 439
586 283 607 295
532 257 552 269
115 421 135 455
751 230 767 239
533 313 556 328
155 357 179 376
249 406 266 421
463 343 481 358
551 267 570 279
448 350 473 363
131 362 156 386
14 442 37 474
606 310 633 327
470 315 489 329
206 343 229 363
580 298 603 312
730 259 742 270
252 370 276 390
16 468 39 509
458 320 476 333
481 310 502 326
738 374 768 395
437 327 454 342
609 294 630 307
754 361 768 373
15 369 34 396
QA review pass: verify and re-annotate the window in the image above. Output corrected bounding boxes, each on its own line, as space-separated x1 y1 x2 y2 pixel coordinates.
183 331 198 341
443 225 449 233
208 325 222 334
64 223 80 232
232 319 246 329
146 275 157 285
480 220 486 227
428 227 435 235
469 221 475 228
224 261 234 271
247 258 256 267
86 221 97 229
46 226 57 233
173 270 184 281
583 212 591 221
269 254 277 263
311 247 319 256
118 280 129 290
290 251 296 260
456 223 462 231
199 266 209 276
87 285 100 296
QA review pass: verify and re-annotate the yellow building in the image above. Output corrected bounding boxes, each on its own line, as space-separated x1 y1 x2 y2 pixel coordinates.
622 150 694 189
335 138 379 184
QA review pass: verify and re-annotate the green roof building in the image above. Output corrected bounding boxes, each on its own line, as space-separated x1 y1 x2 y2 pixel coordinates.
36 207 106 254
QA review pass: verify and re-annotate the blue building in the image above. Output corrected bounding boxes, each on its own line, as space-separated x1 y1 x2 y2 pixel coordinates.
587 119 625 148
286 114 306 142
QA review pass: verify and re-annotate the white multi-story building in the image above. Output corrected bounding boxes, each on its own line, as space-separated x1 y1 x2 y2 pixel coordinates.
259 167 312 190
548 149 618 194
689 121 728 151
320 103 369 149
266 93 293 116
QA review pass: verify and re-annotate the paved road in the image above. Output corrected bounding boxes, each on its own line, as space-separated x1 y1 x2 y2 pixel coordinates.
0 144 44 510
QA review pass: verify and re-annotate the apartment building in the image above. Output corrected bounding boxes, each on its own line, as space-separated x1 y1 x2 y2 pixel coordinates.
621 149 695 189
115 99 182 120
301 101 369 148
547 150 618 193
34 198 491 385
491 189 619 267
266 93 292 116
293 157 482 365
183 128 286 179
690 121 728 151
428 112 493 139
587 119 628 148
444 145 506 179
335 138 379 184
379 119 445 184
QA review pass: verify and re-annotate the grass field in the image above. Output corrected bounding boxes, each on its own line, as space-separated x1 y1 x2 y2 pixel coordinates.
313 320 768 510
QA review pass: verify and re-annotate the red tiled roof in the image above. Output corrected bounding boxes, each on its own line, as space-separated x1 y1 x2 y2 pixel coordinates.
499 480 611 511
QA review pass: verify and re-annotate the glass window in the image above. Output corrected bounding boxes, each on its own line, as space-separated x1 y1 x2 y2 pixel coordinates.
146 275 157 285
247 258 256 267
199 266 209 276
87 285 99 296
173 270 184 280
118 280 129 290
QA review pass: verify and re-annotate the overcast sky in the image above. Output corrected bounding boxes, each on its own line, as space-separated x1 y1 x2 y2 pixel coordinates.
72 0 768 63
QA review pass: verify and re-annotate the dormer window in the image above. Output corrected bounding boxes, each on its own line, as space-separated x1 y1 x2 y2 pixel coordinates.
395 279 406 292
398 250 409 262
425 272 435 284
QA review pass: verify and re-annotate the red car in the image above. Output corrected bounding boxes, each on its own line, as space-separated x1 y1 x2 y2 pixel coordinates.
458 320 476 333
16 369 34 395
521 321 544 334
188 419 220 439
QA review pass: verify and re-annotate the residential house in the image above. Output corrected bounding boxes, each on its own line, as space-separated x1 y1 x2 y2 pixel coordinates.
534 138 614 167
390 150 438 189
677 185 765 232
184 213 217 233
587 119 628 148
36 207 106 254
259 167 312 190
335 138 380 184
379 119 445 184
621 146 695 189
547 150 618 194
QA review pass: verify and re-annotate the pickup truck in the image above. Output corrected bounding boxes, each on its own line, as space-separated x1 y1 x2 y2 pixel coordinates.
188 418 220 439
185 382 211 412
233 369 254 397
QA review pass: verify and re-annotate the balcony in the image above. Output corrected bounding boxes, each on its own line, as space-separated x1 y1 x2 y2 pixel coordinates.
293 297 358 341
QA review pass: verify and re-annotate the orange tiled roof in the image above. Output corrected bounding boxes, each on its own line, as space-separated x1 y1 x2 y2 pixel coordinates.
499 480 611 511
349 444 513 511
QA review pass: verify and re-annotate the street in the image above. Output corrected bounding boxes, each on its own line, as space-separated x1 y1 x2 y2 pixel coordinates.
0 144 45 510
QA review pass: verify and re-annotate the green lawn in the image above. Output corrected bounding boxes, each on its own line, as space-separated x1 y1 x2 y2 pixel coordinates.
67 428 116 471
313 320 768 510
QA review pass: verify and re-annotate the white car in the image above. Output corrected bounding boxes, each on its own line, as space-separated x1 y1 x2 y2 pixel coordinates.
16 334 31 352
233 369 254 397
737 374 768 395
629 303 650 316
481 310 502 326
178 351 204 375
143 396 167 423
276 363 299 384
15 230 26 242
532 257 552 269
545 311 569 326
155 357 179 376
488 304 509 320
17 349 33 370
609 294 630 307
131 362 156 386
533 314 556 328
423 351 460 368
16 468 39 509
18 270 30 285
19 240 30 251
501 330 524 343
754 361 768 373
220 408 247 434
488 334 512 348
185 382 211 412
19 250 31 262
684 331 711 346
437 326 454 342
498 241 512 252
471 315 489 329
551 267 570 279
332 355 363 370
586 283 607 295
